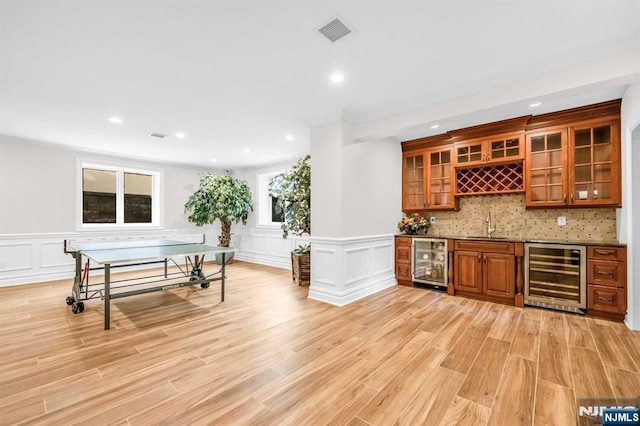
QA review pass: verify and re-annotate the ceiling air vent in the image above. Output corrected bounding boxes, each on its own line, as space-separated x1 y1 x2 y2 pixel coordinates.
318 18 352 43
150 133 167 139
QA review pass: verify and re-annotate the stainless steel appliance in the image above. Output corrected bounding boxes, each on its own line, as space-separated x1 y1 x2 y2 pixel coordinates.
412 238 448 289
524 243 587 313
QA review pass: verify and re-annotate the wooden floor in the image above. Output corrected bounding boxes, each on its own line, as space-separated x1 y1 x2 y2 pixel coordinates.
1 261 639 425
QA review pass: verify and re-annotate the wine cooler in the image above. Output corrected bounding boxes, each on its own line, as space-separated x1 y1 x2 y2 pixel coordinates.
524 243 587 313
412 238 448 289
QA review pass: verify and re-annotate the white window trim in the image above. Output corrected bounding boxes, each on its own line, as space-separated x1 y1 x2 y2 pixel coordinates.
256 169 285 229
76 158 164 231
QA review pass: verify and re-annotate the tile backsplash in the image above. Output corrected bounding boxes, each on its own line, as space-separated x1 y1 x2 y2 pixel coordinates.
426 194 617 241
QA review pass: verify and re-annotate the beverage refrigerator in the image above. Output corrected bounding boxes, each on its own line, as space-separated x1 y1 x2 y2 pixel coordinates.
412 238 448 289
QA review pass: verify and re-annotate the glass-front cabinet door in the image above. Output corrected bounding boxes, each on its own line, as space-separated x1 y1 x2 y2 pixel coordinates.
525 129 567 207
569 120 620 206
402 151 425 211
454 141 484 165
454 132 524 166
426 147 455 210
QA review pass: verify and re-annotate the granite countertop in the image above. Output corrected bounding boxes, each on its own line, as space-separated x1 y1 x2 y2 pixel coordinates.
397 234 626 247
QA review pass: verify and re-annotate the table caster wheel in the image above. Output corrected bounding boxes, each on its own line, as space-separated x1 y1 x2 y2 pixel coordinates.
201 282 210 289
66 296 75 306
76 302 84 313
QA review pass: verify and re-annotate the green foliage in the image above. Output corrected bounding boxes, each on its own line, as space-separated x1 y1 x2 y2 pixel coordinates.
268 155 311 239
184 174 253 247
292 244 311 254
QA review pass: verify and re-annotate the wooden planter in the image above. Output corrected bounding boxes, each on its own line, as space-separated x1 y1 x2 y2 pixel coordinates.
291 252 310 286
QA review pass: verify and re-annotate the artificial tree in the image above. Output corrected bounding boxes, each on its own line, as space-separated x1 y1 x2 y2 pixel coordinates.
269 155 311 284
184 174 253 255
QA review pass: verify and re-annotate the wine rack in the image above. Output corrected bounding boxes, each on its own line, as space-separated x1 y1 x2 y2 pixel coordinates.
455 162 524 195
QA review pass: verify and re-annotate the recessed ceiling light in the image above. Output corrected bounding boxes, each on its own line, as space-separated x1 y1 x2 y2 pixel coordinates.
243 148 251 153
108 117 123 124
285 134 294 141
175 132 185 139
330 72 345 84
431 124 439 129
210 158 217 163
529 102 542 107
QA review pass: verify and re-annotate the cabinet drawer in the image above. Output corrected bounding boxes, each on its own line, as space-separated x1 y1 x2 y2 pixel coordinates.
588 246 626 261
454 240 514 254
588 285 626 315
396 236 413 247
396 246 411 263
588 260 626 287
396 263 412 282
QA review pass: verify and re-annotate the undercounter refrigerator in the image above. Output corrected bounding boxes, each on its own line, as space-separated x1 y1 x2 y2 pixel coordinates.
524 243 587 313
412 238 448 289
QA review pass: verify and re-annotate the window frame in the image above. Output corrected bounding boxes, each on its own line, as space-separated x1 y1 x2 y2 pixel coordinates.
76 159 164 231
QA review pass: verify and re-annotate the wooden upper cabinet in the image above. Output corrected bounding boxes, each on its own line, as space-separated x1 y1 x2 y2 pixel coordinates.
525 127 568 207
568 119 621 207
425 146 456 210
525 107 621 208
400 99 622 209
402 134 455 212
453 131 525 167
402 150 425 211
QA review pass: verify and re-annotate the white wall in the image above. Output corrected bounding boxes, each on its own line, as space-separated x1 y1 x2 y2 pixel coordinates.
0 134 210 234
231 158 310 270
0 137 77 233
0 134 227 285
311 121 344 238
341 138 402 237
621 80 640 330
308 120 397 306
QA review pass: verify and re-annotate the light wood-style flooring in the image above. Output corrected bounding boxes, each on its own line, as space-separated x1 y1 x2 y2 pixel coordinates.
1 261 639 425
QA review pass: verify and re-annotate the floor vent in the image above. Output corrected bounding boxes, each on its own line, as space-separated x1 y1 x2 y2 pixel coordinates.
150 133 167 139
318 18 352 43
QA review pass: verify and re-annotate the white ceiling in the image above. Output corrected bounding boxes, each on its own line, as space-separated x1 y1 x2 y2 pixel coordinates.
1 0 639 171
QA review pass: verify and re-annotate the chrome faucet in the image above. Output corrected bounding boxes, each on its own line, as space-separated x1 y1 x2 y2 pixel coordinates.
486 212 496 238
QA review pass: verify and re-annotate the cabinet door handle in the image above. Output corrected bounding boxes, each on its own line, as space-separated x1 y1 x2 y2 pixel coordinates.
478 253 482 263
570 193 574 203
596 270 614 277
563 194 566 204
484 254 487 264
595 249 615 256
597 294 615 303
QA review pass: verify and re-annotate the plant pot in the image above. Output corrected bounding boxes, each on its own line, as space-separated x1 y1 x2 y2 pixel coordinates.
291 252 310 286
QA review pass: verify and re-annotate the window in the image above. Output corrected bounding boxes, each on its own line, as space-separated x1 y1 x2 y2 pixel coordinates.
257 170 285 226
78 161 162 229
271 193 284 223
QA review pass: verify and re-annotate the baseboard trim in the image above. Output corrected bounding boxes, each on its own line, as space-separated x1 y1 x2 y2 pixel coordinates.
308 275 396 306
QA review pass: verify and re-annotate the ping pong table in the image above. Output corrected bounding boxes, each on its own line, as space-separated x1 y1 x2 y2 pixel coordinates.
63 238 236 330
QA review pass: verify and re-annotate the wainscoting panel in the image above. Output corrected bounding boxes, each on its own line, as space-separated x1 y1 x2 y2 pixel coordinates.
0 242 34 272
0 230 211 287
40 240 72 268
308 234 396 306
372 243 393 276
344 246 370 287
232 228 309 270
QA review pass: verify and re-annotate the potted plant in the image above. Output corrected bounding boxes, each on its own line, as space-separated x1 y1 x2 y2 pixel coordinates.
269 155 311 285
184 173 253 264
398 213 430 235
